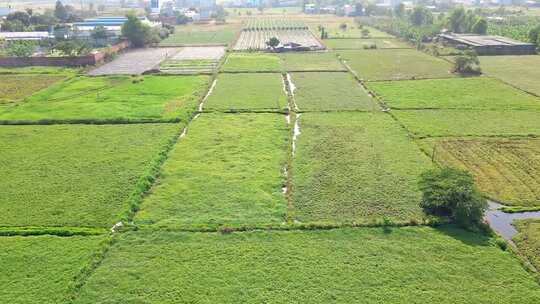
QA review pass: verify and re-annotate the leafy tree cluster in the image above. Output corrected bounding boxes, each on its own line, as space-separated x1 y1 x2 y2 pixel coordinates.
121 14 160 47
447 6 488 34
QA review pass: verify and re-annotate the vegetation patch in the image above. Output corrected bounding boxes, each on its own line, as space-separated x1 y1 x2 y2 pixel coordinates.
159 24 238 46
290 72 378 111
73 227 540 303
292 112 432 224
135 113 289 229
280 52 346 71
369 77 540 110
339 49 453 81
324 38 411 49
0 123 179 227
0 75 66 104
480 55 540 96
204 73 287 111
222 53 282 72
514 219 540 271
0 75 209 123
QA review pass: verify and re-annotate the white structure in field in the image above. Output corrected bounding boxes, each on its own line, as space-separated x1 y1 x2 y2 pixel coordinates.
151 0 161 14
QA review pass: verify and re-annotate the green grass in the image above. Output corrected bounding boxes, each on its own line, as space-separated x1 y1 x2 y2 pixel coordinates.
135 113 289 229
290 72 378 111
0 123 179 227
292 112 432 224
159 24 238 46
0 75 66 104
222 53 282 72
339 49 454 81
514 219 540 271
324 38 410 49
312 22 393 39
480 55 540 96
280 52 346 71
204 73 287 111
0 66 78 75
0 75 209 123
1 235 106 304
73 227 540 303
369 77 540 110
393 110 540 137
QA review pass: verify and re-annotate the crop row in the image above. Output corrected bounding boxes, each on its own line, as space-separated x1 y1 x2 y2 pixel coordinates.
244 18 308 31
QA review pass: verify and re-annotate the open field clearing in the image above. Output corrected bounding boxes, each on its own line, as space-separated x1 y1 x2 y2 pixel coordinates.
1 235 106 304
73 227 540 303
0 124 178 227
0 75 66 104
292 112 432 223
159 47 225 74
419 138 540 207
159 24 239 46
480 55 540 96
339 49 454 81
88 48 181 75
233 29 323 51
514 220 540 270
324 38 411 49
393 110 540 137
135 114 289 229
171 46 226 60
0 75 209 123
222 53 282 72
310 22 394 38
204 73 287 111
290 72 378 111
280 52 345 71
369 77 540 110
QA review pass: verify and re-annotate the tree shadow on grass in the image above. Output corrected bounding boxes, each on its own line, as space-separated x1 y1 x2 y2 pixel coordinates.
434 224 492 247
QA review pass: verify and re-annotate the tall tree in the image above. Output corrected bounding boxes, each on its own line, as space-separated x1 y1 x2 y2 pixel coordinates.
54 0 68 22
471 18 487 35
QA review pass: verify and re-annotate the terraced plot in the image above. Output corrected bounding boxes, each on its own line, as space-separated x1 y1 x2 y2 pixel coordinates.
514 220 540 270
159 46 225 74
280 52 345 71
222 53 282 72
339 49 454 81
290 72 378 111
394 110 540 137
419 138 540 207
1 235 106 304
480 55 540 96
0 74 66 104
0 124 179 227
0 75 209 123
369 77 540 110
292 112 432 224
135 114 289 229
324 38 410 49
73 227 540 304
204 73 287 111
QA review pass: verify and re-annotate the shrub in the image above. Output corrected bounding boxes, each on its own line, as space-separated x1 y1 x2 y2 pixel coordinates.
6 40 36 57
453 50 481 75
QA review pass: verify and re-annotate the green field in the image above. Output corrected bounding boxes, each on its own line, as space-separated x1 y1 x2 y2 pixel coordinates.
280 52 346 71
135 113 289 229
0 75 66 104
339 49 454 81
514 220 540 271
0 66 77 75
222 53 282 72
0 235 106 304
290 72 378 111
0 124 179 227
324 38 411 49
292 112 432 224
0 75 209 123
73 227 540 303
480 55 540 96
369 77 540 110
204 73 287 111
394 110 540 137
159 24 238 46
311 22 394 39
419 138 540 207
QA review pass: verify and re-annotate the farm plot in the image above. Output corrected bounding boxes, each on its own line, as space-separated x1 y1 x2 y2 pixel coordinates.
159 46 225 74
0 75 209 123
480 55 540 96
135 113 289 229
244 18 308 30
0 74 66 104
88 48 181 76
280 52 345 71
0 123 178 227
204 73 287 111
73 227 540 304
292 112 432 224
290 72 378 111
339 49 454 81
1 235 106 304
369 77 540 110
0 66 77 75
324 38 411 50
393 110 540 137
221 53 282 72
514 220 540 271
310 22 394 39
419 138 540 207
159 24 238 46
233 29 323 51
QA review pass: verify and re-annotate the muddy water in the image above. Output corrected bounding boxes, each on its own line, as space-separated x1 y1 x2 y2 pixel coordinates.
485 201 540 240
199 79 217 112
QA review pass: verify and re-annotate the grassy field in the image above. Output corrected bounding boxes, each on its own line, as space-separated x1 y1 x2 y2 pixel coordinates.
310 21 394 38
204 73 287 111
419 138 540 207
480 55 540 96
135 113 289 229
324 38 411 49
369 77 540 110
394 110 540 137
280 52 346 71
222 53 282 72
0 235 106 304
292 112 432 224
0 66 77 75
73 227 540 303
0 124 179 227
0 75 66 104
339 49 454 81
159 24 238 46
290 72 379 111
0 75 209 123
514 220 540 271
